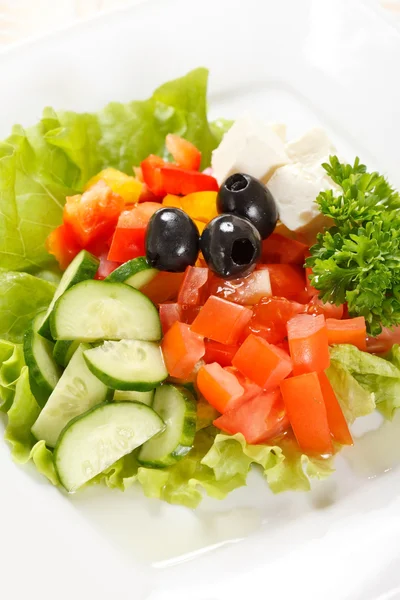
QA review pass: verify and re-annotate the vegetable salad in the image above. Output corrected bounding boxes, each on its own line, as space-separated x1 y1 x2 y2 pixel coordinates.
1 68 400 508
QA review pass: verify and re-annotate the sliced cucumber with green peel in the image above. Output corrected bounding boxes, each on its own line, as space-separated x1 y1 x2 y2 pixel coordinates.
83 340 167 390
53 340 80 368
114 389 154 405
39 250 99 340
138 384 197 467
50 280 161 342
31 344 110 447
54 401 165 492
106 257 158 289
24 311 62 407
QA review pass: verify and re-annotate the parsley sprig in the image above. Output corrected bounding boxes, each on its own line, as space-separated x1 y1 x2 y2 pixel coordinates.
306 156 400 335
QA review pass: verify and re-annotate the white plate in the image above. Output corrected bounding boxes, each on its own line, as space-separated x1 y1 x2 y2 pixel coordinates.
1 1 400 599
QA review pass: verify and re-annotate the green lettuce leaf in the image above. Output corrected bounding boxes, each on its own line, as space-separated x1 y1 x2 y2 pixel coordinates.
0 339 25 411
0 68 220 273
0 271 55 343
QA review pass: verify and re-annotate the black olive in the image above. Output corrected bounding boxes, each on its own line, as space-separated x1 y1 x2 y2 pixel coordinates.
217 173 278 239
146 208 199 272
200 214 261 278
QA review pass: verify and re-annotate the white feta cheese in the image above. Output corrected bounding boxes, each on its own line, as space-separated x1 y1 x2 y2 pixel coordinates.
267 163 334 240
286 127 336 167
211 115 289 185
268 122 287 142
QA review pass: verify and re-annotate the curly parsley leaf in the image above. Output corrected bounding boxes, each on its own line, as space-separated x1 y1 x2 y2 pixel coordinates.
307 156 400 335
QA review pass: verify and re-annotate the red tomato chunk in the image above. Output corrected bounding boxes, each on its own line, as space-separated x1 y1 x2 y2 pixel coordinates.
197 363 245 413
203 340 239 367
191 296 252 345
326 317 367 351
161 321 205 380
261 233 307 265
177 266 209 306
287 313 330 376
318 372 353 446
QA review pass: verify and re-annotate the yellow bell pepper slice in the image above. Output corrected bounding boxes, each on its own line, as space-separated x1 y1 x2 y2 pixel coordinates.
180 191 218 223
162 194 183 209
194 220 206 234
85 167 142 204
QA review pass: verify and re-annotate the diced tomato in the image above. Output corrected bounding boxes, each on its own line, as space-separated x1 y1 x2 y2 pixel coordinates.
232 334 293 390
224 366 262 404
160 165 219 196
181 304 202 324
244 297 305 345
180 191 218 223
261 233 307 265
107 202 160 262
140 271 185 304
305 266 319 297
306 295 344 320
161 321 205 380
63 181 124 248
204 341 239 367
287 313 330 376
214 388 290 444
95 252 121 280
166 134 202 171
141 155 167 196
318 372 353 446
159 303 183 335
262 264 310 303
367 326 400 354
46 224 81 270
326 317 367 351
191 296 252 345
280 372 333 455
197 362 245 413
177 266 209 306
138 183 159 204
208 269 272 306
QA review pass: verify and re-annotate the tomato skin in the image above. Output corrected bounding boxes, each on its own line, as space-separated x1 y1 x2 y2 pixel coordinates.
177 266 209 306
203 341 239 367
46 224 81 270
232 334 293 390
326 317 367 351
318 372 353 446
261 233 307 265
165 134 202 171
214 388 289 444
63 181 124 247
197 362 245 413
280 372 333 455
191 296 252 345
261 264 310 303
287 313 330 376
107 202 160 263
161 321 205 380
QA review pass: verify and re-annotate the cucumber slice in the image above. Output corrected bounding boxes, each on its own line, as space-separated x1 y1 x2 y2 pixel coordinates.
54 401 165 492
83 340 167 390
138 384 196 467
114 389 154 405
39 250 99 340
31 344 110 447
23 311 62 407
53 340 80 368
50 280 161 342
106 257 158 289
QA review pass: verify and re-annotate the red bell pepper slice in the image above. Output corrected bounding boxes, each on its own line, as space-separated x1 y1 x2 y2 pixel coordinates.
46 224 81 270
161 321 205 380
63 181 124 248
160 165 219 196
232 334 293 390
287 313 330 376
261 233 307 265
177 266 209 306
318 372 353 446
326 317 367 351
166 134 202 171
107 202 160 263
191 296 252 345
214 388 289 444
140 155 167 196
280 372 333 455
197 362 245 414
